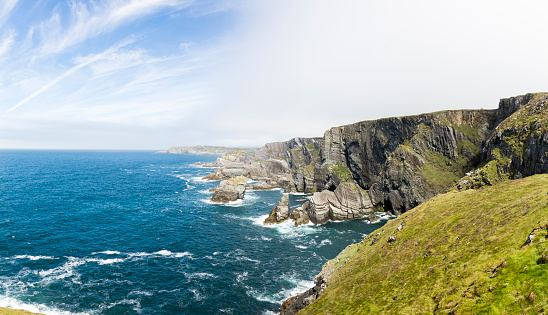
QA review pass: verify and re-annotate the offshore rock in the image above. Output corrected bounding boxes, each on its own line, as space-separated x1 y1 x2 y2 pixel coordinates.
290 206 310 226
210 176 247 203
264 194 290 225
304 181 374 224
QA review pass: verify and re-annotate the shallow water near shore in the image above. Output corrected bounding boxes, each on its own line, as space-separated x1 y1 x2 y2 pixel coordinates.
0 150 391 314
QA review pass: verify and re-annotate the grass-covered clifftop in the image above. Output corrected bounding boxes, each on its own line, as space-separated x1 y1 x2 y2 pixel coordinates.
0 308 42 314
297 174 548 314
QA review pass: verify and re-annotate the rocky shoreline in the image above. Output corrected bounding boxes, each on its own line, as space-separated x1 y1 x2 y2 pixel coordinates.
200 94 541 227
194 93 548 314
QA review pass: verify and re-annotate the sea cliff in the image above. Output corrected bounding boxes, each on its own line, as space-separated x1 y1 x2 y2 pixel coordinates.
280 92 548 314
204 93 547 226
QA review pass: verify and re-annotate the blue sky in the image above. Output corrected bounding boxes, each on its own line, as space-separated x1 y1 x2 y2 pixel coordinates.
1 0 548 150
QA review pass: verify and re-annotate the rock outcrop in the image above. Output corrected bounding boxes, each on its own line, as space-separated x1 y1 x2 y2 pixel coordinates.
203 93 548 223
457 93 548 190
210 176 247 203
302 182 374 224
264 194 290 224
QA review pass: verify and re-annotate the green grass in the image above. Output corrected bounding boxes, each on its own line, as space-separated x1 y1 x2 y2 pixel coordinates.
329 162 353 182
300 174 548 314
0 308 42 314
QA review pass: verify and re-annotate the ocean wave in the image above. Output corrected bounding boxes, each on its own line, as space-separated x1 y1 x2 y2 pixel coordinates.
235 271 248 283
11 255 57 261
190 288 206 301
127 290 154 297
38 257 86 282
202 199 244 207
191 176 208 183
319 239 332 247
248 272 314 305
184 272 217 280
263 219 319 239
93 250 121 255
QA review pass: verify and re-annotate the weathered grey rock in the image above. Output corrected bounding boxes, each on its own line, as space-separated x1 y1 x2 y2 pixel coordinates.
264 195 290 225
304 182 374 224
368 213 380 223
290 206 310 226
250 181 276 190
210 176 247 203
280 256 336 315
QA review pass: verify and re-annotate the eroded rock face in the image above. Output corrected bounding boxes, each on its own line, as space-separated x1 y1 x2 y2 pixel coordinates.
482 93 548 177
290 206 310 226
280 252 337 315
210 176 247 203
264 194 290 225
304 182 374 224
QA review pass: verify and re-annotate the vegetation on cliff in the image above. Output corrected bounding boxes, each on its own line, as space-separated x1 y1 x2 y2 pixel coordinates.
0 308 42 315
296 174 548 314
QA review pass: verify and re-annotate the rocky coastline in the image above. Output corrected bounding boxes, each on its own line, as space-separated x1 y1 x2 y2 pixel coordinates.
202 94 548 226
155 145 256 155
193 93 548 314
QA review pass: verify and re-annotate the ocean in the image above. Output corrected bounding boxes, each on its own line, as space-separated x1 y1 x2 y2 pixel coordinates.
0 150 391 314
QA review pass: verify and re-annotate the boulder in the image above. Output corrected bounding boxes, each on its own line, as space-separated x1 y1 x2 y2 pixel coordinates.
304 182 374 224
290 206 310 226
210 176 247 203
264 194 290 225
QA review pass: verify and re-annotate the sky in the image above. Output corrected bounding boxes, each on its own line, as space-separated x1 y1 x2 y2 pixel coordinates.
1 0 548 150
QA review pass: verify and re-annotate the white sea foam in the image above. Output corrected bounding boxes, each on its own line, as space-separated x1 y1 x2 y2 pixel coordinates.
190 288 205 301
249 273 314 305
236 271 248 283
184 272 217 280
94 250 121 255
264 219 319 239
38 257 85 281
12 255 56 261
191 176 208 183
319 239 333 247
295 245 308 249
128 290 153 297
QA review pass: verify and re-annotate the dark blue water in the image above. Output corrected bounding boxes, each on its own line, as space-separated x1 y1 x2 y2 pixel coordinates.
0 150 391 314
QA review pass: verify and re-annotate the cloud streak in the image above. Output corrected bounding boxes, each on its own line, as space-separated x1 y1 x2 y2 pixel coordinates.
0 0 17 28
6 38 134 114
37 0 192 55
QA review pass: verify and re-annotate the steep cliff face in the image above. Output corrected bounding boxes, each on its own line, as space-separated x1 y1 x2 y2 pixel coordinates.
457 93 548 190
320 110 498 212
206 93 546 221
483 93 548 176
288 174 548 314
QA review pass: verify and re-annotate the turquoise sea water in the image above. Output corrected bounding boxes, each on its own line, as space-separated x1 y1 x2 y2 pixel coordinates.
0 150 391 314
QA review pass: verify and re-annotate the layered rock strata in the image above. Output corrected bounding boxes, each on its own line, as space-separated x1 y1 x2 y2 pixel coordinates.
264 194 290 224
205 93 547 223
210 176 247 203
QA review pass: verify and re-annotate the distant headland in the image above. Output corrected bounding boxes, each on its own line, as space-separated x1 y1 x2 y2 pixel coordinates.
155 145 256 155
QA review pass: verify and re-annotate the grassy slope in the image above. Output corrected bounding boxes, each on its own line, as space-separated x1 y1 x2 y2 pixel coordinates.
0 308 42 314
301 174 548 314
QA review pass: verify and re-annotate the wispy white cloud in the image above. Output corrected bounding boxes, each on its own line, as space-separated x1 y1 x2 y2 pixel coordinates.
6 38 135 114
0 0 17 28
0 30 15 58
37 0 192 55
